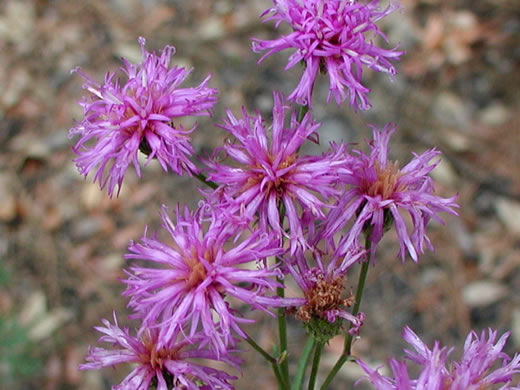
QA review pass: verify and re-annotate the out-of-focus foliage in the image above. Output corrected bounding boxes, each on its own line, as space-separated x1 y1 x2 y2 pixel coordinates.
0 316 42 386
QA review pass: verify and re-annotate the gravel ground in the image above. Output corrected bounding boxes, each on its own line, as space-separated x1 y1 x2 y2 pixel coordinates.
1 0 519 389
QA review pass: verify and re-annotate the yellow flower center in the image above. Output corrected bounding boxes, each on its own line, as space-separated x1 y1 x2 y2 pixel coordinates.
360 161 406 200
184 246 215 289
242 153 297 197
140 331 181 371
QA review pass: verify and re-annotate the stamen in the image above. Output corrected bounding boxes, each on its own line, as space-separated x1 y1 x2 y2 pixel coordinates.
361 161 406 200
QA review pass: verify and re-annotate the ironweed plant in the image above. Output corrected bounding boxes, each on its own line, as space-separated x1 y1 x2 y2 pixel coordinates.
70 1 520 389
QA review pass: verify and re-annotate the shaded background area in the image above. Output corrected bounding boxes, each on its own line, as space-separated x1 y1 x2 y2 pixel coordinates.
0 0 519 388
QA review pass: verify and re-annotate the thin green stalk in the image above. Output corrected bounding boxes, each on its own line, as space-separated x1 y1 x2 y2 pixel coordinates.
291 336 316 390
307 342 323 390
277 281 290 385
244 335 277 364
320 354 346 390
273 361 290 390
344 258 370 354
192 171 218 190
297 104 309 122
275 202 290 386
320 239 372 389
245 332 288 389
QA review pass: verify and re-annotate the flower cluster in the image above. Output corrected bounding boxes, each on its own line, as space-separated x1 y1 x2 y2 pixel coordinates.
358 326 520 389
70 37 218 197
252 0 403 110
71 2 490 390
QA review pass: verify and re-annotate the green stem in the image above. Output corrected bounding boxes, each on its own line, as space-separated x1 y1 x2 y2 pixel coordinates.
344 258 370 354
291 336 316 390
277 282 290 386
245 332 288 389
297 104 309 123
275 201 289 386
244 334 277 364
273 362 290 390
320 239 372 390
192 171 218 190
307 342 323 390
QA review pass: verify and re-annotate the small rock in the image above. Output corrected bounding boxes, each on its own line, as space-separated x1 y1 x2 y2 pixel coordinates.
114 42 142 64
433 92 471 128
462 280 507 308
479 103 510 127
430 158 457 187
19 290 47 326
199 17 225 40
495 198 520 235
0 1 35 50
440 128 471 152
81 182 104 211
101 253 124 272
28 308 73 342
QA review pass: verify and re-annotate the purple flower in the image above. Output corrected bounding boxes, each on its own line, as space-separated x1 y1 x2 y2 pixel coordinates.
357 326 520 390
204 92 347 254
252 0 403 110
285 245 367 339
123 203 303 353
324 124 458 263
80 313 239 390
70 37 218 197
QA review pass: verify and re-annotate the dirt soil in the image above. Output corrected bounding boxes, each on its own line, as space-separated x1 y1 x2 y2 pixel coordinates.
1 0 519 389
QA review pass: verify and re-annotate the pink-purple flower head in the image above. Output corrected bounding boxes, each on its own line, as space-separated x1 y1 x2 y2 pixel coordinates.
123 203 303 354
204 92 348 254
325 123 459 263
70 37 218 197
285 245 366 341
357 326 520 390
252 0 403 110
81 313 239 390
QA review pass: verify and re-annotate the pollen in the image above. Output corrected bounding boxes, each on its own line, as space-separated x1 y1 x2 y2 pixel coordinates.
140 331 181 371
183 246 214 289
241 153 297 196
362 161 406 200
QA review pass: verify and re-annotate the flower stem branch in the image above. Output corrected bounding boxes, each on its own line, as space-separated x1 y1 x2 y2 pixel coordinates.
291 336 316 390
308 341 323 390
344 258 370 354
273 362 290 390
244 334 277 364
277 281 290 386
275 202 290 387
192 171 218 190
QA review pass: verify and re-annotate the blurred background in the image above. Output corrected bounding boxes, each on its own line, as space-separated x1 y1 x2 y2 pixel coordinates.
0 0 519 388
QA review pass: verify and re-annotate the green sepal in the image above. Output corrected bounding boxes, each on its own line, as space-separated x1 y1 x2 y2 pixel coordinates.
303 316 342 344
